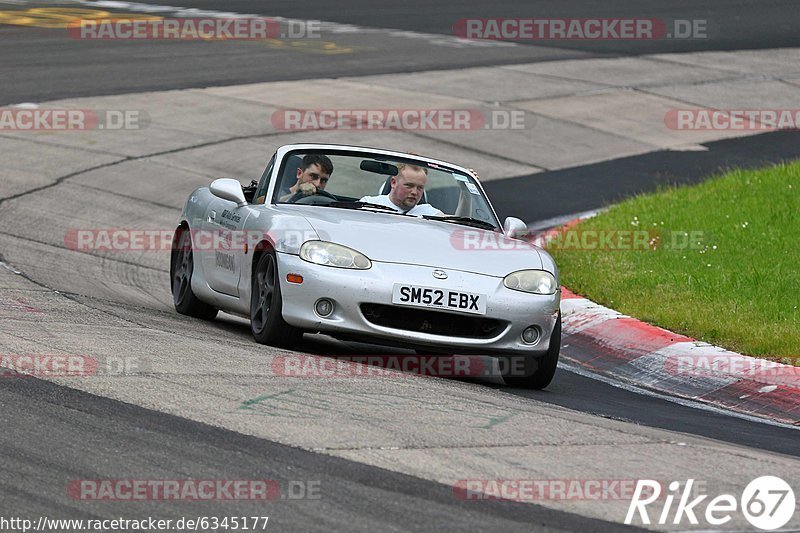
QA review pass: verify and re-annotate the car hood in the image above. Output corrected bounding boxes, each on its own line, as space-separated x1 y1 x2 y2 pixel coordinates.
282 206 544 277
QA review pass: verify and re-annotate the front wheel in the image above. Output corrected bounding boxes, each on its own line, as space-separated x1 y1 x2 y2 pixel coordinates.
250 251 303 348
501 315 560 389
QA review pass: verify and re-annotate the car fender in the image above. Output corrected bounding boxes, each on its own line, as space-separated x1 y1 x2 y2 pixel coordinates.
239 209 320 306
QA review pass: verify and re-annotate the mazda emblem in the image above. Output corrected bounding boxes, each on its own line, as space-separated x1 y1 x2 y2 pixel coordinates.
432 269 448 279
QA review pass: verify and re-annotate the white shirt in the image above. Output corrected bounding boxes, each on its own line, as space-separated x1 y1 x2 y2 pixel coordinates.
359 195 443 216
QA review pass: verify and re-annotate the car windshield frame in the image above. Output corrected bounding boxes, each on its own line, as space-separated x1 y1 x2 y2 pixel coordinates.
270 148 502 229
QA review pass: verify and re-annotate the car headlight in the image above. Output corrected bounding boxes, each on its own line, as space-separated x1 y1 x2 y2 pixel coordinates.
300 241 372 269
503 270 557 294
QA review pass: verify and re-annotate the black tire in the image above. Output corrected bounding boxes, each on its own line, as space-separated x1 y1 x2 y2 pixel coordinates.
250 251 303 348
501 315 561 389
170 228 218 320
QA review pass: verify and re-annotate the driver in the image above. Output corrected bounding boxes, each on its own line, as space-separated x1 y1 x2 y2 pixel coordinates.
279 154 334 201
359 163 443 216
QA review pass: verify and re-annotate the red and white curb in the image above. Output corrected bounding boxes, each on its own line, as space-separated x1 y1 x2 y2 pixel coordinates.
559 287 800 426
533 215 799 425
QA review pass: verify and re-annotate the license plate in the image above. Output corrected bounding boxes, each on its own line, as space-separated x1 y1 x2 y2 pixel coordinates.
391 284 487 315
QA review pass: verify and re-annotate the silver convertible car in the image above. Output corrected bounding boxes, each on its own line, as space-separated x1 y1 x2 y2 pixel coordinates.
171 144 561 388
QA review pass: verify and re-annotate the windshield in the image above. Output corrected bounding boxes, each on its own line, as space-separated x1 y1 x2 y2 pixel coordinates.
271 150 500 228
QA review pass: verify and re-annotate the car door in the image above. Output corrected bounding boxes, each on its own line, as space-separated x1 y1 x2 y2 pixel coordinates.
200 197 250 297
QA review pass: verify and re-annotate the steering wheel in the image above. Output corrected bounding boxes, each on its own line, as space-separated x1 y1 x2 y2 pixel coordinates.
287 188 337 204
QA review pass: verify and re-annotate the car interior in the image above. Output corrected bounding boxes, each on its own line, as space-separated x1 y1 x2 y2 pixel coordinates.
245 151 496 226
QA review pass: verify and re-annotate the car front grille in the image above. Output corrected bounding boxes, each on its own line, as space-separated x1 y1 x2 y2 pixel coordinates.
360 303 505 339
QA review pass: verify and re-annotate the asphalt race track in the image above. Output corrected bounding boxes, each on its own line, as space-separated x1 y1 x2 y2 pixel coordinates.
1 1 799 531
484 130 800 222
1 376 642 532
2 0 800 103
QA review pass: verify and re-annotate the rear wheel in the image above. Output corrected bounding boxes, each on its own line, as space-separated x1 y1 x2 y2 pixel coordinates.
502 315 560 389
250 251 303 348
171 228 217 320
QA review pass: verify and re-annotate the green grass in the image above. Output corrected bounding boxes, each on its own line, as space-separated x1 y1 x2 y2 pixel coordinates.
548 161 800 358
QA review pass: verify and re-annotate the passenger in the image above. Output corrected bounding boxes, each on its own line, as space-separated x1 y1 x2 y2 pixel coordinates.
359 163 443 216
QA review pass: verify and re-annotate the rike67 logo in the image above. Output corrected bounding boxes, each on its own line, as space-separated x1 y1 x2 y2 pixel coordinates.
625 477 795 530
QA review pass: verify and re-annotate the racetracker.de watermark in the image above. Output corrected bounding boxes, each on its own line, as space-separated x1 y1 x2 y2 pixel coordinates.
0 354 96 378
68 17 320 40
270 109 526 130
665 355 800 388
63 228 322 252
272 355 557 379
0 354 144 378
453 479 657 501
67 479 320 501
70 228 709 253
665 109 800 131
449 228 708 252
453 18 710 40
272 354 495 378
0 108 148 131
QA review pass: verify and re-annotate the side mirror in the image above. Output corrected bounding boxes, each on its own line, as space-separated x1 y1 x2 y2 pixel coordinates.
209 178 246 207
503 216 528 239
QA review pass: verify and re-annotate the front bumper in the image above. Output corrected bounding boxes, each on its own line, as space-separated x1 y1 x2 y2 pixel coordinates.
277 253 560 355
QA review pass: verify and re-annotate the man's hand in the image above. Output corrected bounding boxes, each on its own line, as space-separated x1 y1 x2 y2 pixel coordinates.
298 182 317 196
